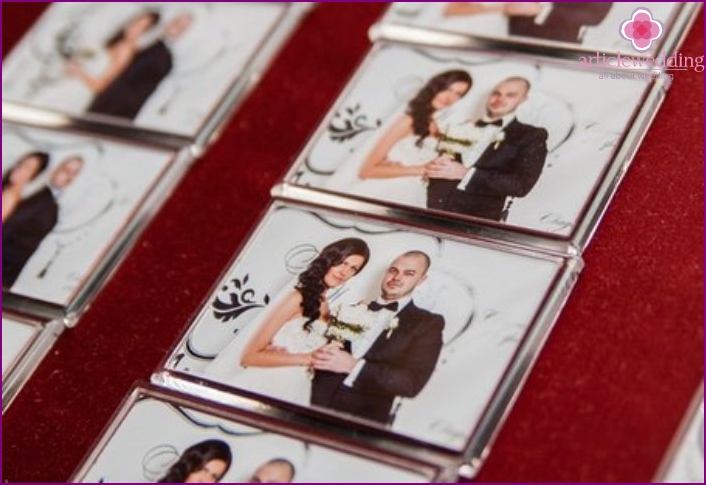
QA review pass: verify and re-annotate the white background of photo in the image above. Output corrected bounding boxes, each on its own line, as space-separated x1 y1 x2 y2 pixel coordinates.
1 317 40 377
295 44 650 235
386 2 680 55
167 206 562 449
1 2 284 136
80 397 428 483
2 126 171 305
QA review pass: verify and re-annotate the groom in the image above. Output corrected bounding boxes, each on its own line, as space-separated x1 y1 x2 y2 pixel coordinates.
310 251 444 424
425 76 548 221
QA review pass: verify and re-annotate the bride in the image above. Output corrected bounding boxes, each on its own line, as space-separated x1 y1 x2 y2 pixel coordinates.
325 69 473 208
206 238 370 405
2 151 50 223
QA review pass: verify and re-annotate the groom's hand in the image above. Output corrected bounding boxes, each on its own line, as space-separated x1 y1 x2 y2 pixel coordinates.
425 157 468 180
311 343 356 374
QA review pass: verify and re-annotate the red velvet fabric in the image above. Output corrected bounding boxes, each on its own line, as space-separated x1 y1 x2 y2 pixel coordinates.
2 3 703 482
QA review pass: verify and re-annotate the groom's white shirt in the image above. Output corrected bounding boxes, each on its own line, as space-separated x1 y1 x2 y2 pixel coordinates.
343 295 412 387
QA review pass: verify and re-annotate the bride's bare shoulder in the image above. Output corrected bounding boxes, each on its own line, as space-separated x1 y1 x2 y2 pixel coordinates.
281 288 304 307
396 114 414 131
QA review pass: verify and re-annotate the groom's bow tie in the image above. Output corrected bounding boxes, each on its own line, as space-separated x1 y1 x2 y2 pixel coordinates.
368 301 399 312
475 118 503 128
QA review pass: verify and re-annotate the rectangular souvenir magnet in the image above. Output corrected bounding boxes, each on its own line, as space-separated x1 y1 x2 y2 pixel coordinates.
280 42 670 254
71 384 443 483
371 3 701 63
153 199 582 478
2 122 189 322
2 3 313 152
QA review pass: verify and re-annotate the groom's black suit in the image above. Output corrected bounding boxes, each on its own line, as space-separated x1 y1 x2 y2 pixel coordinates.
427 119 548 221
2 187 58 287
88 40 173 120
508 2 613 44
311 301 444 424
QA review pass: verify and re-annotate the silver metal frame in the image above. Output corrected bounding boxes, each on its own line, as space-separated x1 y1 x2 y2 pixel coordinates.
152 198 582 479
2 311 64 413
1 2 314 154
70 383 444 483
1 120 192 324
369 3 702 65
280 41 671 256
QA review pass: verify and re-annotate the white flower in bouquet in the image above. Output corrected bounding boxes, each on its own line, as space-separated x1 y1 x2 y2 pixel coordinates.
436 123 478 161
326 303 374 344
446 122 478 142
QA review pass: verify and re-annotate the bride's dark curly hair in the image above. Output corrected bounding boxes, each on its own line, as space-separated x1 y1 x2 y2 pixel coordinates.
1 151 49 189
406 69 473 146
157 439 232 483
296 238 370 332
105 10 161 48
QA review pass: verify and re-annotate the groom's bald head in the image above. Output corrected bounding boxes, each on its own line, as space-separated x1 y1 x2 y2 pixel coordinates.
381 251 430 301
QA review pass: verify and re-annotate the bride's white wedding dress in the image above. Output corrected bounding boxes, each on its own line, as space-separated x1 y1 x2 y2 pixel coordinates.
325 132 439 209
31 49 110 113
206 314 328 406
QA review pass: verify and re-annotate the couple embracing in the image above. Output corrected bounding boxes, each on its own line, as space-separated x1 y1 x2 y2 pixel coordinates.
208 238 444 425
328 70 548 222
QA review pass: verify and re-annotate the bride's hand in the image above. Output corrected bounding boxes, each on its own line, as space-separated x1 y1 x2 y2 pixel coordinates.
304 351 314 368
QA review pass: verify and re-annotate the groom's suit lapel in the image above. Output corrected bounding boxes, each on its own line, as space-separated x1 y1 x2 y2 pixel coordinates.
364 301 418 358
473 119 524 169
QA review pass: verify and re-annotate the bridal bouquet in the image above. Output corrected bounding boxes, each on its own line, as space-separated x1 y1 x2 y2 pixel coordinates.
326 303 374 344
436 124 477 161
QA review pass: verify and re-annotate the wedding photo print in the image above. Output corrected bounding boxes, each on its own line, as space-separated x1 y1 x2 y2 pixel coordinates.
288 44 656 236
382 2 682 55
2 124 174 306
1 2 289 137
159 203 575 451
73 390 432 483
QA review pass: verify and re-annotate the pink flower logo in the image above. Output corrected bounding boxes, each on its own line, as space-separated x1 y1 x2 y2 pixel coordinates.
620 8 664 52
